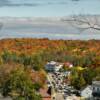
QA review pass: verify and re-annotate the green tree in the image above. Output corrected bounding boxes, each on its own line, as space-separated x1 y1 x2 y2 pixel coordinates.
32 54 43 71
83 68 96 84
33 83 42 91
71 74 86 90
1 50 11 63
71 68 86 90
19 54 32 66
1 67 42 100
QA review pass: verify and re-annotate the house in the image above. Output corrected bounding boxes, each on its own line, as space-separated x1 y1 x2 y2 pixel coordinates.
92 81 100 99
81 85 92 99
39 88 51 100
64 62 73 68
45 61 63 72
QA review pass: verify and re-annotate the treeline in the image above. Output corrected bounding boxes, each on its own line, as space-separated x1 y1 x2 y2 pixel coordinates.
0 48 99 69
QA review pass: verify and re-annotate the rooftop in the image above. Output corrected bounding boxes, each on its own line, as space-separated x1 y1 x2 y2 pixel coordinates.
48 61 56 65
39 88 51 99
92 81 100 86
47 61 63 66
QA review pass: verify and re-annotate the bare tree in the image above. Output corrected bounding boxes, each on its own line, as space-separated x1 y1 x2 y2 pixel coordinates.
61 15 100 32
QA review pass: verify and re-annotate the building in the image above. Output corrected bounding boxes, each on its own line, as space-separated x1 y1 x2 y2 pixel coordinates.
39 88 51 100
64 62 73 68
81 85 92 99
45 61 63 72
92 81 100 99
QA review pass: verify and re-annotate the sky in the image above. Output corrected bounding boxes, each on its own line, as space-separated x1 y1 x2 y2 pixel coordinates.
0 0 100 17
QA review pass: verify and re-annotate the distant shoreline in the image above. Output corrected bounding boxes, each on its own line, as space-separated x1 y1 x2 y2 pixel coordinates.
0 37 100 41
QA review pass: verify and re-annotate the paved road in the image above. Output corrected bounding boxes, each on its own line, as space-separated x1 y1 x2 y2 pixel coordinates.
47 74 64 100
55 93 64 100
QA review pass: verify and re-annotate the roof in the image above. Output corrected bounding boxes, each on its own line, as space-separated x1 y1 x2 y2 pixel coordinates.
64 62 73 65
81 86 92 98
92 81 100 86
46 61 63 67
48 61 56 65
39 88 51 98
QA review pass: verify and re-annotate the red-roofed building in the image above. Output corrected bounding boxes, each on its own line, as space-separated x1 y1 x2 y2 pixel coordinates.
64 62 73 68
39 88 51 100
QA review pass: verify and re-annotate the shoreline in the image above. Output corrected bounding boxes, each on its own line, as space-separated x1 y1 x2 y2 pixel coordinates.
0 37 100 41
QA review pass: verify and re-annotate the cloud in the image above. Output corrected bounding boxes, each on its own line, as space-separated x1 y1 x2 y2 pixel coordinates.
0 0 40 7
0 0 80 7
0 0 10 4
0 3 40 7
0 0 10 6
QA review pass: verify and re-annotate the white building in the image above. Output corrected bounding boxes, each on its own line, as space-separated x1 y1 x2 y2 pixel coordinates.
81 85 92 99
92 81 100 99
45 61 63 72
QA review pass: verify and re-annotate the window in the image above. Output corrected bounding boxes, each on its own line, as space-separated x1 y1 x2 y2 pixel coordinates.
93 87 95 90
97 87 100 92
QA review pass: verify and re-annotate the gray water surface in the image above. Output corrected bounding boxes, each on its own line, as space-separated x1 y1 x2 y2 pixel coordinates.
0 17 100 40
0 25 100 40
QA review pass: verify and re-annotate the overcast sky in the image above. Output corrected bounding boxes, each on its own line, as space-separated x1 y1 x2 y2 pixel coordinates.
0 0 100 17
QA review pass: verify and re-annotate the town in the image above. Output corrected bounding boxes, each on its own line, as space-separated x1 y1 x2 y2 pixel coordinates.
0 0 100 99
44 61 100 100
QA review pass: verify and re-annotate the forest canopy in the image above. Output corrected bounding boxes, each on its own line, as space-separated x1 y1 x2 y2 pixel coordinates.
0 38 100 68
0 38 100 99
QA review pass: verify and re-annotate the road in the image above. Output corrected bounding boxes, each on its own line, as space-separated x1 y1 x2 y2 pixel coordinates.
55 93 64 100
47 73 64 100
